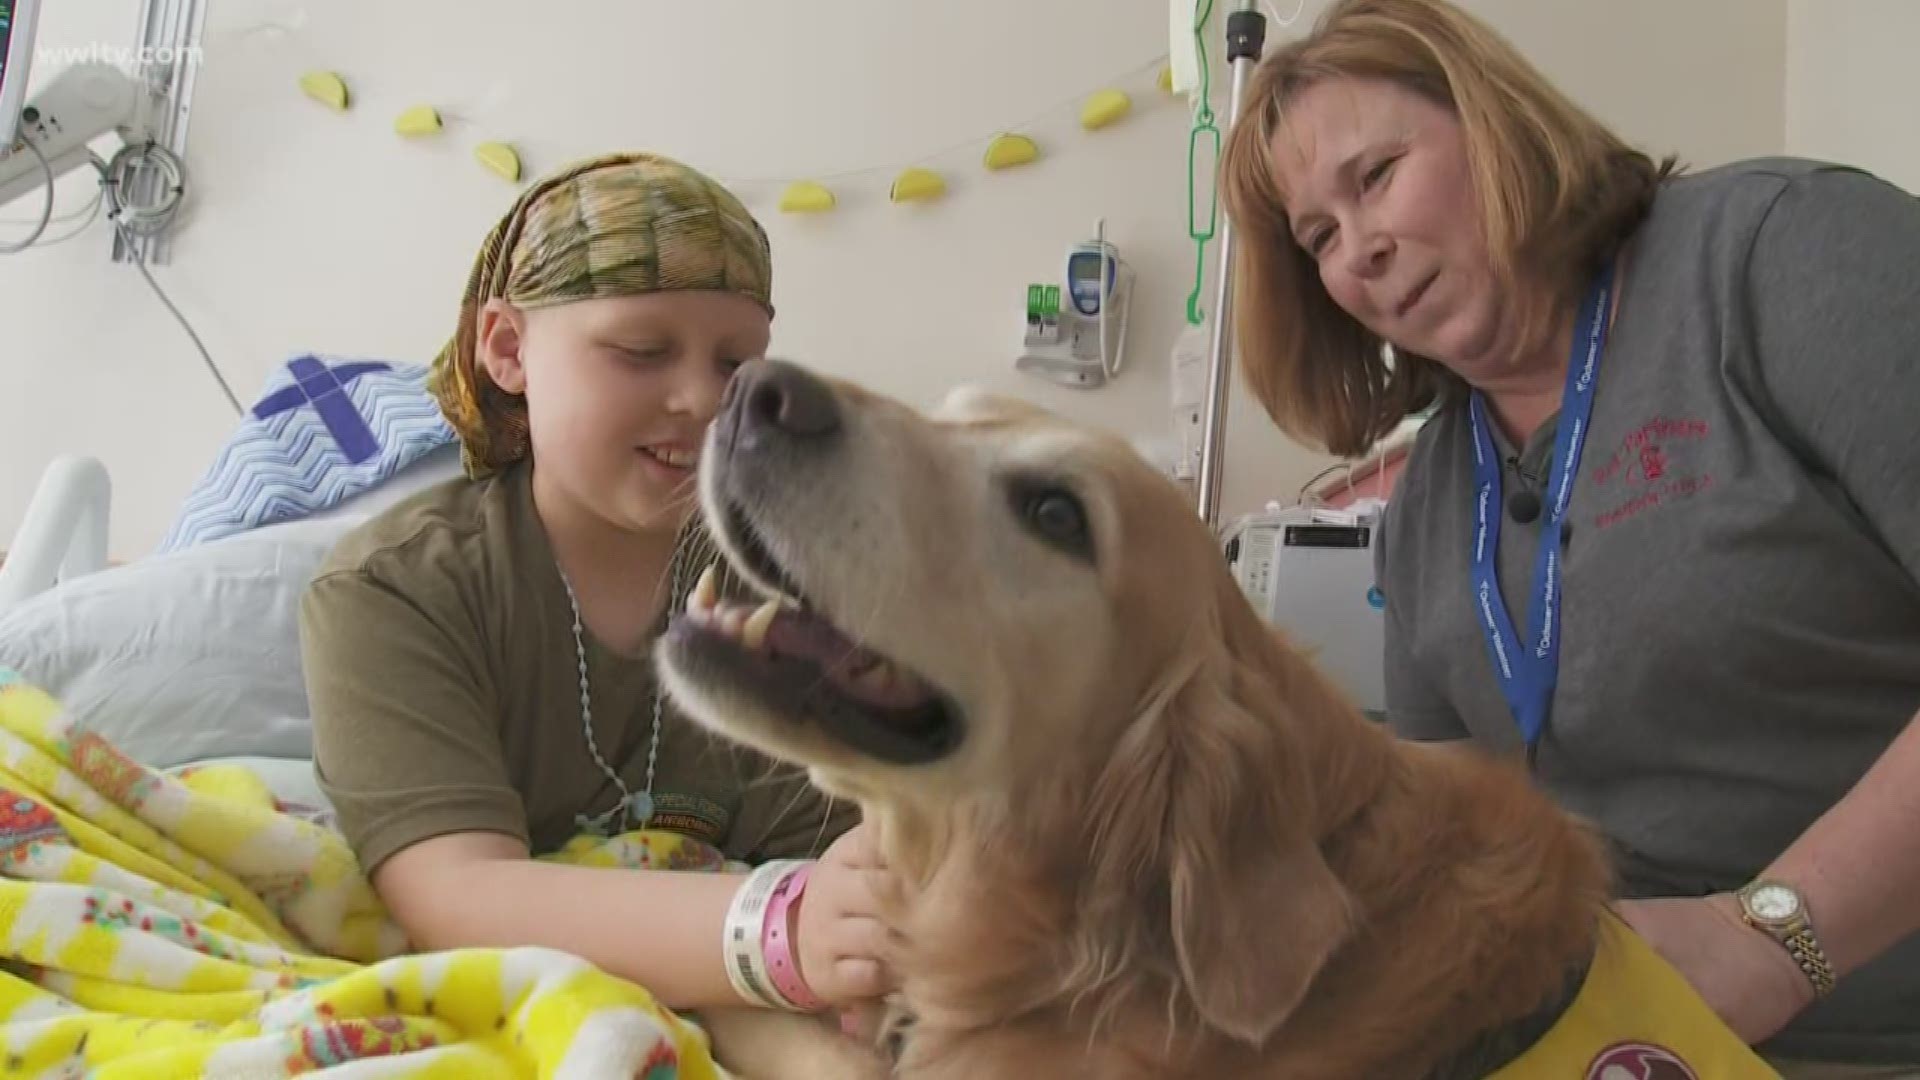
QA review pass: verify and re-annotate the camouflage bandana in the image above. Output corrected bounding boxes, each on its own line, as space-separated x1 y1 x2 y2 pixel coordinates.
429 151 774 478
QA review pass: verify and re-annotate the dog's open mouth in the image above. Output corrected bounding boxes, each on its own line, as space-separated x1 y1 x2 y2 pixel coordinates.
663 502 964 765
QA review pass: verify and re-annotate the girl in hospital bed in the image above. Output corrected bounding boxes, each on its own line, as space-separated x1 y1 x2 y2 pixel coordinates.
298 152 889 1019
1219 0 1920 1076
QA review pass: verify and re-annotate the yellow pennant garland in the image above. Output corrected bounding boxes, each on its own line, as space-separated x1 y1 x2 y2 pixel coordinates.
296 73 523 183
1079 88 1133 131
295 54 1177 195
755 59 1173 215
983 133 1041 171
393 105 443 137
473 142 523 182
297 70 350 111
889 167 947 204
778 180 836 213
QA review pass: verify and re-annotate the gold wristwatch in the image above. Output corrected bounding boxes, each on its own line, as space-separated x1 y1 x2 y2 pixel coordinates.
1736 879 1837 999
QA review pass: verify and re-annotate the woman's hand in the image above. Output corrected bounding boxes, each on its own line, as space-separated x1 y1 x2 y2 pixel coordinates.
1616 894 1817 1044
791 821 896 1007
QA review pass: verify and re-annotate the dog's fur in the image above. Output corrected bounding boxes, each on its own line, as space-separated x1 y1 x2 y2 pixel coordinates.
659 363 1615 1079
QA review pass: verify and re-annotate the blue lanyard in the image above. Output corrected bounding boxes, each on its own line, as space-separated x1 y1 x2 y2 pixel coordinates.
1467 258 1615 758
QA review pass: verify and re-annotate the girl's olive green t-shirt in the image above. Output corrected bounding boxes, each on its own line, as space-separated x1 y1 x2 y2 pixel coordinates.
300 461 857 876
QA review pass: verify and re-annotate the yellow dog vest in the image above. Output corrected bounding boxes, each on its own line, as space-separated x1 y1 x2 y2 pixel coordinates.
1486 912 1782 1079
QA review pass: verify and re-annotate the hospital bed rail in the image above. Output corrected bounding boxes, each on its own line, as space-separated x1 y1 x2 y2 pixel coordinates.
0 454 112 613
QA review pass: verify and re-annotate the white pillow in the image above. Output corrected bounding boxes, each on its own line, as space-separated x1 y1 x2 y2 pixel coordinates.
0 531 333 768
0 446 464 770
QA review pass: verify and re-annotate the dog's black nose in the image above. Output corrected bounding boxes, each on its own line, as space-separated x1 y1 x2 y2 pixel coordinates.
727 358 841 440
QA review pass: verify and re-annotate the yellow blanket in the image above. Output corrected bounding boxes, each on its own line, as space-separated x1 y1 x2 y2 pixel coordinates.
0 671 733 1078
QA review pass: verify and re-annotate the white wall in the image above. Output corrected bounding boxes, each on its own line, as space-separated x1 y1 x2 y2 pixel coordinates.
2 0 1787 558
1785 0 1920 195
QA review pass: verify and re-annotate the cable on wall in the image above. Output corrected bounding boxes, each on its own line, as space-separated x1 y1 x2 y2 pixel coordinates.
0 138 57 255
4 140 242 417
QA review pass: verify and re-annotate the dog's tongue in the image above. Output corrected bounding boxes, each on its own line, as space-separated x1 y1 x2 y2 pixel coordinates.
764 608 936 711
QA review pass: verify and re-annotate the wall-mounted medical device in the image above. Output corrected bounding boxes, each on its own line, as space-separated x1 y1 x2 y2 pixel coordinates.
1 59 151 211
1222 499 1389 719
1016 219 1134 390
1 0 196 262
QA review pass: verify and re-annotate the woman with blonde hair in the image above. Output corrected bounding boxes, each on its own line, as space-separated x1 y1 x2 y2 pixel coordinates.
1220 0 1920 1075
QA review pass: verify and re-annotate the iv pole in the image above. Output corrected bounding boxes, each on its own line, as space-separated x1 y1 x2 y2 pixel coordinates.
1195 2 1268 529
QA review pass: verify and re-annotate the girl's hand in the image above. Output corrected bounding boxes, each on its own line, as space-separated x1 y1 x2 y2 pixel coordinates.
791 821 896 1006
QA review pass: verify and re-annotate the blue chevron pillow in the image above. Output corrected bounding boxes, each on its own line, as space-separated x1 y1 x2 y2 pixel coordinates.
157 355 457 554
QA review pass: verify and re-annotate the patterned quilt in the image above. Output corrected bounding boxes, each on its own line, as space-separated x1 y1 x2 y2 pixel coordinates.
0 669 734 1077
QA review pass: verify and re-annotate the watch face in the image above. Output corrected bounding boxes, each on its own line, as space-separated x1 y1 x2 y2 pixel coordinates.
1749 884 1801 922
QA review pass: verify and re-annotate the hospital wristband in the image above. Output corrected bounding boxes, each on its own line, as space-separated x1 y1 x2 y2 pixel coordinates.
722 859 807 1008
761 862 826 1012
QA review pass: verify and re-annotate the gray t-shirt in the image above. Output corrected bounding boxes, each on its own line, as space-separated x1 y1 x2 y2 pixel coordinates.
1376 157 1920 1063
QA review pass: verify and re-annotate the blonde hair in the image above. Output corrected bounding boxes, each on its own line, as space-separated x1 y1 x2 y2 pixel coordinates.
1218 0 1678 457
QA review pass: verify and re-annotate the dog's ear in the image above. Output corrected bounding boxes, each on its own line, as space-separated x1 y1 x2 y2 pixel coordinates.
1169 658 1356 1045
1088 639 1356 1047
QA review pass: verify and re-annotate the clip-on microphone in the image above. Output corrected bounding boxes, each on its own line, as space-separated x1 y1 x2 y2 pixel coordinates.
1506 488 1542 525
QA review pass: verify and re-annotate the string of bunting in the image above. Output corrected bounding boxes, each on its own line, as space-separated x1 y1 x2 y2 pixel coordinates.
294 52 1190 211
715 54 1184 214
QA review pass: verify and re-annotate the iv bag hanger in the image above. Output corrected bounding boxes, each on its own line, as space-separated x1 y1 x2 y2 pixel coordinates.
1194 2 1267 528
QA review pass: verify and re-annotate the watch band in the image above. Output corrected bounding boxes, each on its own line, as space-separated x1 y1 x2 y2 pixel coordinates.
1739 879 1839 1001
1784 926 1838 999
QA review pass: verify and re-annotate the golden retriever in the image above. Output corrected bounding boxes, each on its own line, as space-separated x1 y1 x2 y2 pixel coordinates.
656 359 1617 1079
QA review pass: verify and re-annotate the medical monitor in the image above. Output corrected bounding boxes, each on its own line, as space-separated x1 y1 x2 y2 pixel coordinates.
0 0 43 153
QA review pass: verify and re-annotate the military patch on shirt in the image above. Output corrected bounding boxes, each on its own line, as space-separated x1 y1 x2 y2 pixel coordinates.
647 791 732 847
1586 1043 1700 1080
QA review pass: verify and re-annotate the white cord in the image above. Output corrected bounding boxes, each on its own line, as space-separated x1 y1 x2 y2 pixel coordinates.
1100 288 1112 375
0 134 240 417
0 136 56 254
0 137 187 251
85 140 230 416
93 143 238 416
120 233 243 417
1092 217 1131 380
102 141 187 237
1260 0 1306 29
0 177 104 226
22 186 105 247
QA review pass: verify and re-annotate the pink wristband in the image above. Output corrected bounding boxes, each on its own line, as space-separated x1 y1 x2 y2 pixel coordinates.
761 862 827 1012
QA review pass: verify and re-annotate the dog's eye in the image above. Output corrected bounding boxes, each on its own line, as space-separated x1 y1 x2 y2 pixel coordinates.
1011 481 1093 559
1031 492 1084 539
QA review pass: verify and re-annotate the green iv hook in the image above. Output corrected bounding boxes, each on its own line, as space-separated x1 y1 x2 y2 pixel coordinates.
1185 0 1220 327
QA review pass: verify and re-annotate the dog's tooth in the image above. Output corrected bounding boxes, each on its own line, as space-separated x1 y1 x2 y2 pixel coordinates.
882 661 927 695
689 564 719 615
854 660 895 696
742 599 779 651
